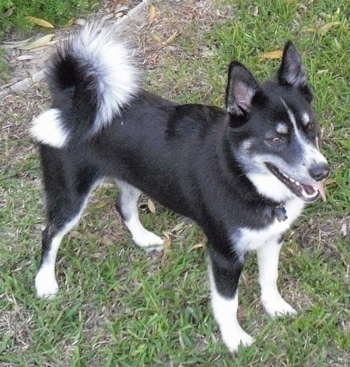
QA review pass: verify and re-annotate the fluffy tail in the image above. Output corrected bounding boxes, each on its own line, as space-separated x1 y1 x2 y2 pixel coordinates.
31 24 141 148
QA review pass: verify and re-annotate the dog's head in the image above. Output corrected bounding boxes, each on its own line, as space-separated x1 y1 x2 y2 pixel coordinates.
225 41 330 203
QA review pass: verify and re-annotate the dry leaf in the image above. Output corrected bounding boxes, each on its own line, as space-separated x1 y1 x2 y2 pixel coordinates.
172 221 186 232
149 5 156 24
161 232 172 266
2 38 33 48
19 34 55 50
4 7 15 17
27 16 55 29
201 49 216 57
164 31 178 46
259 50 283 59
317 69 329 74
341 222 348 237
147 199 156 214
16 55 35 61
319 21 341 35
151 33 162 43
190 243 205 251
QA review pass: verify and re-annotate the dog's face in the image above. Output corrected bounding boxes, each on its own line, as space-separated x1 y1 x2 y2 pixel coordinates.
225 42 329 203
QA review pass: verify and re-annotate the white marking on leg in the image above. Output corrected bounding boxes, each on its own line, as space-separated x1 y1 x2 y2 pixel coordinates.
35 202 88 298
117 180 163 251
31 109 68 148
256 241 296 318
35 233 63 299
209 265 254 353
124 215 164 251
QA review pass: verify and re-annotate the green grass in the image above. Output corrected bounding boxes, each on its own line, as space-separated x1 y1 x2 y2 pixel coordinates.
0 0 99 84
0 0 99 35
1 0 349 366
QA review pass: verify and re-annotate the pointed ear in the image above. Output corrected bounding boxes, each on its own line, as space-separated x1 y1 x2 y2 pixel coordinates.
278 41 308 88
225 61 260 117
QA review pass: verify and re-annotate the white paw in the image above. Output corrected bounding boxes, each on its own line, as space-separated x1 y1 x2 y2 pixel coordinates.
262 295 297 318
35 269 58 299
133 230 164 252
222 327 254 353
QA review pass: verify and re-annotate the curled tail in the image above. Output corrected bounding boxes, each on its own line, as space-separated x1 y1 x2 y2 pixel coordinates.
31 24 141 148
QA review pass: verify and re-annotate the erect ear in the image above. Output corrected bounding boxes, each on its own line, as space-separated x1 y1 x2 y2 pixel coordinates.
278 41 308 88
225 61 260 118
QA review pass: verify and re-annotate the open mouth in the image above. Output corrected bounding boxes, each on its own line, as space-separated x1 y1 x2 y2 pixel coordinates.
265 163 326 203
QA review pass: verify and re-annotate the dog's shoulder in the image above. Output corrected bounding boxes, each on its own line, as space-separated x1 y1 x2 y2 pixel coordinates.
162 104 226 139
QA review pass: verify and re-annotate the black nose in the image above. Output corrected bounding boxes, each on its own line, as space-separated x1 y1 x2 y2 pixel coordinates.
309 163 330 181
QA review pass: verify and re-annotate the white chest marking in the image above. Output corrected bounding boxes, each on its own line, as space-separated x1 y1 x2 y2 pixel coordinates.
232 198 304 259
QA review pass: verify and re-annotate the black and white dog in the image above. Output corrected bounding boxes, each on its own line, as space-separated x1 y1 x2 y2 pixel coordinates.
31 25 329 352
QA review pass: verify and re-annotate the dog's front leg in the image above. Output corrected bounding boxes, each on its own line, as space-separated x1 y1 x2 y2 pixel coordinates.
208 245 254 353
257 240 297 318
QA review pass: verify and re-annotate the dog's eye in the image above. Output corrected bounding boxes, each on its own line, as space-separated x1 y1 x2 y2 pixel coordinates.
269 136 285 145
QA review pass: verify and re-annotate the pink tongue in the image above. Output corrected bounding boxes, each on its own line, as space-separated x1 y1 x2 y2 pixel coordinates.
313 182 327 202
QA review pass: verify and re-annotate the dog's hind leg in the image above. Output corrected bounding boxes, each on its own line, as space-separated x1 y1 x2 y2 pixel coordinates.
208 244 254 353
35 152 98 298
116 180 164 251
35 204 87 298
257 240 297 318
35 194 90 298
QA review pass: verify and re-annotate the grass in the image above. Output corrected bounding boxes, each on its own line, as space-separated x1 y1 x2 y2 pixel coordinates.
0 0 99 84
1 0 349 366
0 0 98 35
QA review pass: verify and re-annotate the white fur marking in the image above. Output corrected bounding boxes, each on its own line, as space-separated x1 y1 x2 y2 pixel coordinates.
31 109 68 148
315 136 320 150
116 180 163 251
124 216 163 251
247 171 297 202
280 99 304 144
276 122 289 134
241 139 252 152
301 112 310 126
257 241 296 317
35 199 90 298
209 266 254 353
280 99 328 167
35 231 65 298
233 197 304 259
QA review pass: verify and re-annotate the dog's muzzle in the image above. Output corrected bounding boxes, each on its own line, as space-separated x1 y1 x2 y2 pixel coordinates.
265 162 330 203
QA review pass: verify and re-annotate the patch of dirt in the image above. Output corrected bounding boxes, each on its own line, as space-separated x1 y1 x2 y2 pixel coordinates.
297 214 349 253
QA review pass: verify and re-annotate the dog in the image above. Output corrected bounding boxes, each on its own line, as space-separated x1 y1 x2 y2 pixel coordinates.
31 25 329 352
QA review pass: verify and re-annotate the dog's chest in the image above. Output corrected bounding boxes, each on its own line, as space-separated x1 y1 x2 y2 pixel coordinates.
232 197 304 258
